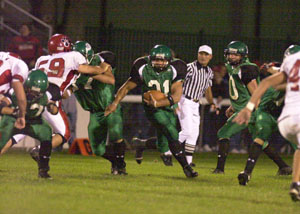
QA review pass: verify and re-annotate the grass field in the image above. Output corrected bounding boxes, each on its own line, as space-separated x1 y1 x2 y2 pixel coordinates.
0 150 299 214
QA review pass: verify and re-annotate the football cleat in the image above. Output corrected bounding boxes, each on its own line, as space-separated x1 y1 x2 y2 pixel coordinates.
111 162 118 175
238 171 251 186
132 137 146 164
135 147 144 165
212 168 224 174
30 146 40 163
117 162 128 175
38 169 52 179
183 165 198 178
277 166 292 176
289 182 300 202
160 154 173 166
117 168 128 175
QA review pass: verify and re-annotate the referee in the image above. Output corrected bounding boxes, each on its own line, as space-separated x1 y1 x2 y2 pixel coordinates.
178 45 218 166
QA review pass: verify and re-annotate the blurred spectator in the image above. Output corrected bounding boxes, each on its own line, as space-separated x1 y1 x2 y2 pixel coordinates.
8 23 43 69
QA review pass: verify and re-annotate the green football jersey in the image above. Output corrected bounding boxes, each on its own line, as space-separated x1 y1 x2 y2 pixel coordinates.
74 51 115 112
12 93 48 120
258 87 285 119
226 59 259 112
129 56 187 109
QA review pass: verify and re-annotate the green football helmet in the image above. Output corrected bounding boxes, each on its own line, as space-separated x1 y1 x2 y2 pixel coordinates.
284 45 300 59
149 45 172 71
224 41 248 65
72 41 95 64
24 69 48 100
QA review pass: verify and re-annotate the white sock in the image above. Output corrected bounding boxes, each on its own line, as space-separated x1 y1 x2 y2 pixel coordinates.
186 155 193 164
164 150 172 156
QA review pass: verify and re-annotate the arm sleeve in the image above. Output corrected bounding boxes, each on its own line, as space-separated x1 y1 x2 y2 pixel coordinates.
129 57 147 85
34 56 42 69
99 51 116 69
46 83 62 101
280 58 289 75
11 59 29 83
171 59 187 82
240 65 259 86
72 51 87 70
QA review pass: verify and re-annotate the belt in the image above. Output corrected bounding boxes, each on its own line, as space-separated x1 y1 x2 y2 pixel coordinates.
184 95 199 103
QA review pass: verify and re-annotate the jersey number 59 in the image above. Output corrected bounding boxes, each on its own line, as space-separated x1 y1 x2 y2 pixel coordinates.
38 58 65 78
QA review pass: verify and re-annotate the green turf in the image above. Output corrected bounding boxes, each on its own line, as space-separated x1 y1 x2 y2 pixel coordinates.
0 150 299 214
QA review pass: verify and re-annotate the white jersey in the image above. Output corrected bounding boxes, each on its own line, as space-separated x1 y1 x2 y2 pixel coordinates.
35 51 87 93
0 52 29 94
279 51 300 120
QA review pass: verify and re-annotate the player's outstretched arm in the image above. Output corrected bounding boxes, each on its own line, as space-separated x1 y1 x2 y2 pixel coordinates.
274 83 287 91
11 81 26 129
78 62 111 75
92 68 115 85
104 79 137 116
233 72 287 125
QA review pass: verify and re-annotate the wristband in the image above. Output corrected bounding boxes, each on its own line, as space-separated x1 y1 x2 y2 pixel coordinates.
167 95 175 106
246 102 255 112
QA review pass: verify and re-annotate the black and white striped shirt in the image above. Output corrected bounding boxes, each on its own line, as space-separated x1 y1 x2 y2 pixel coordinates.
183 61 214 100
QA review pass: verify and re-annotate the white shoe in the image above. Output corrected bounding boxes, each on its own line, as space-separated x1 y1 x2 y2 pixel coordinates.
202 144 212 152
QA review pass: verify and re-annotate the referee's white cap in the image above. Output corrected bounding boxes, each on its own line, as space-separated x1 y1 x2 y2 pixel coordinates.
198 45 212 55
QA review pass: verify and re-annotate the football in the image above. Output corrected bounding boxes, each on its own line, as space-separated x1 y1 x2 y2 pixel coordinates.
143 90 166 101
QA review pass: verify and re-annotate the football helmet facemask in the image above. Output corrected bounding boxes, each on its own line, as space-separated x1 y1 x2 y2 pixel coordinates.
224 41 248 65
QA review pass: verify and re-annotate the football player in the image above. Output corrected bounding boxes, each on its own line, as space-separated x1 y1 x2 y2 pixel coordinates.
105 45 198 178
0 52 28 129
0 70 57 178
10 34 110 156
237 62 293 185
213 41 289 175
70 41 126 175
233 45 300 201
